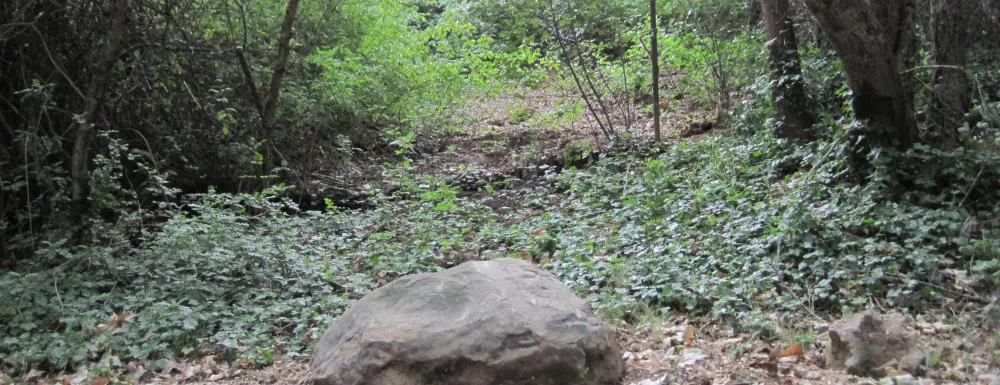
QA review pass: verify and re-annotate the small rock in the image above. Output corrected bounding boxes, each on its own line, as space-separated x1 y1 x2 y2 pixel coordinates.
793 367 823 381
678 348 708 367
880 374 920 385
813 322 830 335
630 375 668 385
982 305 1000 330
824 311 925 377
125 362 146 382
978 373 1000 385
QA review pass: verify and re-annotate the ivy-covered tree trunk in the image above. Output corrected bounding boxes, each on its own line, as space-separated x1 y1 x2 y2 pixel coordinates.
926 0 973 150
760 0 814 139
802 0 919 155
69 0 129 226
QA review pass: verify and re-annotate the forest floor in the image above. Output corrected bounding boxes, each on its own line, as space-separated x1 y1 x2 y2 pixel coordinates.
128 87 1000 385
143 317 992 385
15 85 999 385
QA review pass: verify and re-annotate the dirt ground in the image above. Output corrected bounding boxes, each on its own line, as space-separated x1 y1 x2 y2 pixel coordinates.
128 310 999 385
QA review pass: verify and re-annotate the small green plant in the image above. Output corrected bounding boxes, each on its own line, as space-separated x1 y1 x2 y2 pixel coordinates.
483 139 507 150
514 145 545 165
563 139 594 165
421 184 460 211
508 104 536 125
782 328 818 348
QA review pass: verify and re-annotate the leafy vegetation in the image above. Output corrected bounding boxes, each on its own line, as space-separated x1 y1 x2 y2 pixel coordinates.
2 0 1000 380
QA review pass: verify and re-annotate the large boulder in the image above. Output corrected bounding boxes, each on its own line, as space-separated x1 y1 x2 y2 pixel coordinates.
312 258 623 385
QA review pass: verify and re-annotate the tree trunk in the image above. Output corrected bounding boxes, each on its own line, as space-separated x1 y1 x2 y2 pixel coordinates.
802 0 919 154
0 234 7 264
748 0 763 25
69 0 129 226
926 0 972 150
649 0 661 142
760 0 814 139
260 0 300 165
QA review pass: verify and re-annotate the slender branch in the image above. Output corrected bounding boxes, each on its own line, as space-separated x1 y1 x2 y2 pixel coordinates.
957 166 986 209
577 48 616 134
20 23 88 100
900 64 966 75
544 0 610 139
235 46 265 116
649 0 661 141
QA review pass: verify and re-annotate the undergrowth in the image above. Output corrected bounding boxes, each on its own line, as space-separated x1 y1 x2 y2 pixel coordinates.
3 131 1000 376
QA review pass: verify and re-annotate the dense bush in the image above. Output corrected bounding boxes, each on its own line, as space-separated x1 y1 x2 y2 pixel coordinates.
0 0 503 258
1 190 358 371
547 131 1000 321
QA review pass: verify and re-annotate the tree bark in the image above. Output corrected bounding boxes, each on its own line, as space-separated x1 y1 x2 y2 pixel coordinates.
260 0 300 161
236 46 265 117
802 0 919 153
70 0 129 225
926 0 972 150
760 0 814 139
649 0 661 142
748 0 763 25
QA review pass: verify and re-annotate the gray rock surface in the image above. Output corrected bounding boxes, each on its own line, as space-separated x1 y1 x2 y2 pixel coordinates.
312 258 623 385
824 311 924 376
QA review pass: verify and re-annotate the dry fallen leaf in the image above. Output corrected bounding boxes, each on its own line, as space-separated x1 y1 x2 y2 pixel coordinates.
89 378 110 385
68 369 88 385
884 367 908 378
683 326 695 348
92 323 110 336
302 329 314 347
181 364 201 379
126 361 147 381
108 311 135 327
942 269 978 292
770 343 804 360
531 227 547 237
